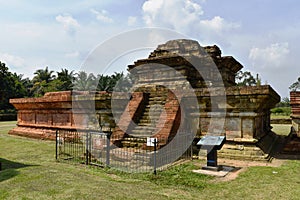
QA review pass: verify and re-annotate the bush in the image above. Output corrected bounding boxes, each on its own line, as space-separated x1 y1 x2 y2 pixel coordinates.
271 107 291 116
0 109 16 114
0 114 17 121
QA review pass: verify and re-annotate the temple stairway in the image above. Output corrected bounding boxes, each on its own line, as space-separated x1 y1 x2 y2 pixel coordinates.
121 91 168 148
130 92 167 137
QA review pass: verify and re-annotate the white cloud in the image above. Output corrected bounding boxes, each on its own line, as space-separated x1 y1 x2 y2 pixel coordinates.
249 42 290 68
199 16 240 34
90 8 113 23
142 0 203 29
55 14 80 36
65 51 80 58
0 52 25 67
127 16 137 26
142 0 239 37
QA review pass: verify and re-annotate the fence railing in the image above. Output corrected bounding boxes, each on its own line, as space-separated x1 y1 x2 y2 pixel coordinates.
56 129 193 173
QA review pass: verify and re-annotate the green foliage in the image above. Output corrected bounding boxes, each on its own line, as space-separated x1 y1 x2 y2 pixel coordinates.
0 62 132 109
73 71 97 91
0 61 30 110
272 107 284 114
289 77 300 91
236 70 260 86
276 97 290 107
31 67 75 96
271 107 291 116
32 66 55 83
56 68 74 91
97 72 133 92
271 97 291 116
31 66 56 97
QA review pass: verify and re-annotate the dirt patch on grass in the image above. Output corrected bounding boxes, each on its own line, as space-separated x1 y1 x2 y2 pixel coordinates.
198 158 287 182
218 158 285 168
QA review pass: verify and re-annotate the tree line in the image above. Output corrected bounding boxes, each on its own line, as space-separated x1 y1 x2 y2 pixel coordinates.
1 60 300 112
0 61 131 111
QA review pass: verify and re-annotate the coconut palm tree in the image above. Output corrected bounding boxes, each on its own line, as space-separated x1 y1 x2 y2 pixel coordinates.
57 68 74 91
96 72 134 92
97 74 111 91
73 71 97 91
31 67 56 97
32 66 55 84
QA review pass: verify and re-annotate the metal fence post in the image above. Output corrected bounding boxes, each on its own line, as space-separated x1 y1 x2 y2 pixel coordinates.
86 131 89 165
55 130 58 160
153 138 157 175
106 130 112 167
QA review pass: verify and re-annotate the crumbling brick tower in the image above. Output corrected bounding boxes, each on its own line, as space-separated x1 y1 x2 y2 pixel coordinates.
9 39 281 160
112 39 280 159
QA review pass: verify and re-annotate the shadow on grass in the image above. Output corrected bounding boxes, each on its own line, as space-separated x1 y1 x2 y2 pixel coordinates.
0 158 37 182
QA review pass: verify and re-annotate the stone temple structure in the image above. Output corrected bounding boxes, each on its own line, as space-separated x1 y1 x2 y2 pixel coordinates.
9 39 282 160
290 91 300 138
282 91 300 153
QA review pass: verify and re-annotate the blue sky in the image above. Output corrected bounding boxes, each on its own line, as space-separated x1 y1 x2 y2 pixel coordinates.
0 0 299 98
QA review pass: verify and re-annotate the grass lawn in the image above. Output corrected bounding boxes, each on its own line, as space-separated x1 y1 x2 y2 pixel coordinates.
1 121 300 200
270 114 292 136
270 115 291 119
271 124 292 136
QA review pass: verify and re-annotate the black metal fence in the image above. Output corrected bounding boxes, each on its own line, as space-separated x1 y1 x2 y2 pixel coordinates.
56 130 193 173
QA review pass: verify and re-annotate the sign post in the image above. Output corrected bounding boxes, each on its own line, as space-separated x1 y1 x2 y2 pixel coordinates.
197 135 226 171
147 137 158 175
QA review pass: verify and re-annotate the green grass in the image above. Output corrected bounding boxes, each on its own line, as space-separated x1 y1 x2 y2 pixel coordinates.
271 107 291 116
271 124 292 136
271 115 291 119
1 121 300 199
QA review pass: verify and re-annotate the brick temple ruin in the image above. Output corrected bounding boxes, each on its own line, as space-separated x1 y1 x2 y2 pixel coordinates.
282 91 300 153
9 39 291 160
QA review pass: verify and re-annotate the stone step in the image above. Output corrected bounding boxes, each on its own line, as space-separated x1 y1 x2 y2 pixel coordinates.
149 93 168 97
143 109 164 115
131 129 154 135
140 110 162 115
148 99 167 103
142 109 162 113
137 123 159 128
130 130 157 136
122 137 147 142
144 105 163 109
131 127 154 132
139 117 161 123
218 148 265 156
133 126 158 131
138 118 160 123
221 144 263 152
120 137 148 148
140 111 162 116
138 120 160 125
198 144 269 161
141 111 162 115
121 140 143 148
136 122 152 126
149 95 167 98
129 134 153 138
145 105 165 110
131 128 156 133
131 126 155 131
218 153 268 161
